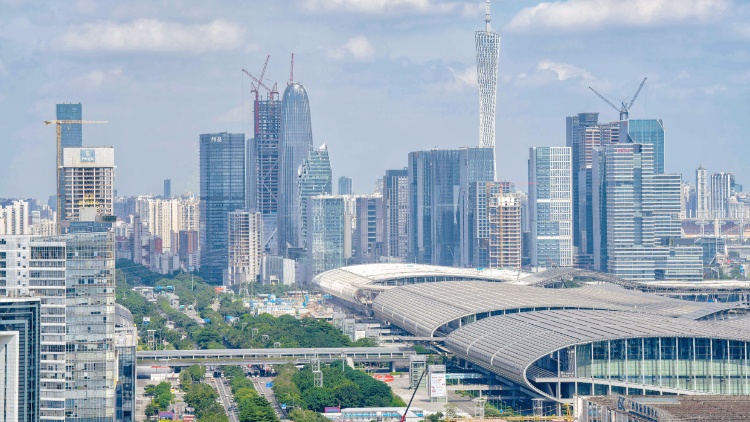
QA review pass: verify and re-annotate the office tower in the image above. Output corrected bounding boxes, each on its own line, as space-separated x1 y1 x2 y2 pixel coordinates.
710 172 735 219
408 147 494 266
307 195 345 276
0 297 41 422
163 178 171 198
248 97 282 254
475 0 500 157
352 195 384 264
0 235 66 422
462 180 513 267
60 147 115 225
225 211 263 286
114 305 136 422
298 144 333 251
528 147 573 267
696 164 710 220
383 169 409 260
566 112 598 253
199 132 246 283
278 83 314 256
627 119 665 174
56 103 82 150
0 200 30 235
488 193 522 269
338 176 353 195
592 143 702 281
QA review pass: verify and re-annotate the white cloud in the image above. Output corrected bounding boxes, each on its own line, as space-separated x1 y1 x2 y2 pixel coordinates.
59 19 245 52
328 36 375 61
536 60 593 81
702 84 727 95
508 0 730 32
70 68 125 90
301 0 480 15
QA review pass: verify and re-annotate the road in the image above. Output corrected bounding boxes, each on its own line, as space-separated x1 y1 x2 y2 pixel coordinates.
253 376 287 420
212 375 239 422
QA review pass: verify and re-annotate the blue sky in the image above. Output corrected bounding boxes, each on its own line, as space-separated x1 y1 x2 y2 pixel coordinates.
1 0 748 199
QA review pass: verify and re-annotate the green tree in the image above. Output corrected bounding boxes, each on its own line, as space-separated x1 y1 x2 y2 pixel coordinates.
331 381 361 409
288 408 330 422
302 387 335 412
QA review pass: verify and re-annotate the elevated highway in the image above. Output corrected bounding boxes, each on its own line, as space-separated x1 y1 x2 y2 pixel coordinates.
136 346 415 367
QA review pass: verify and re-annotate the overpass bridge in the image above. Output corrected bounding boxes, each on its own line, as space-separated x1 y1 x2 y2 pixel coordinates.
136 346 415 367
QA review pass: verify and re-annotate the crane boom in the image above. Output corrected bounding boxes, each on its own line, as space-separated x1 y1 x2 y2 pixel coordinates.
588 86 619 113
627 77 647 110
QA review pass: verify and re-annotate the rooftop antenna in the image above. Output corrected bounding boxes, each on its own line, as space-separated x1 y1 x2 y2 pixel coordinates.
289 53 294 85
485 0 491 31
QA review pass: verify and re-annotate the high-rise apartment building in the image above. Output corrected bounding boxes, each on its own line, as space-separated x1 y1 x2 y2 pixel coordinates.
592 143 702 281
199 132 245 283
408 147 494 266
475 0 500 158
307 195 345 276
338 176 353 195
225 211 263 286
0 200 30 235
0 235 67 422
278 83 314 256
352 195 384 264
528 147 573 268
298 144 333 251
627 119 665 175
136 195 200 253
382 169 409 261
696 164 710 220
488 193 522 269
462 180 513 268
710 172 735 219
248 97 282 254
60 147 115 226
0 297 41 422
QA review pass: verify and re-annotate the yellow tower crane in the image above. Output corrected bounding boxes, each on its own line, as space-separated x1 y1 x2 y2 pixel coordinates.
44 119 108 233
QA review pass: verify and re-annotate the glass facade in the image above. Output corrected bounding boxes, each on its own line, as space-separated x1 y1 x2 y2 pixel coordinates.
338 176 353 195
114 305 136 422
566 113 599 252
383 169 409 261
298 144 333 250
307 196 345 276
532 337 750 399
56 103 83 150
199 132 246 283
628 119 665 175
278 83 314 256
528 147 573 267
0 298 41 422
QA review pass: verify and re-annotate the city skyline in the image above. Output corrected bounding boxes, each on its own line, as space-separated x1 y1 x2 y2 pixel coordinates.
1 1 749 200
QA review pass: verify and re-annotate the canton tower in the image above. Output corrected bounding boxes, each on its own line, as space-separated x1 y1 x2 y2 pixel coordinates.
475 0 500 154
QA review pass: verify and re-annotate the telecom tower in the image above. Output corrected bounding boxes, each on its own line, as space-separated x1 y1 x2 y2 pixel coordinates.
475 0 500 163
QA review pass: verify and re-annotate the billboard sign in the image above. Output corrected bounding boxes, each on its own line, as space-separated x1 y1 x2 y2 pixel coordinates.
429 373 446 398
80 149 96 163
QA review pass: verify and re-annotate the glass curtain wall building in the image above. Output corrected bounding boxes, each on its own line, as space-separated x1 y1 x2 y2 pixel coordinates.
298 144 333 251
307 196 345 276
383 169 409 261
0 297 41 422
199 132 246 283
278 83 314 256
627 119 665 175
528 147 573 267
338 176 353 195
566 113 598 254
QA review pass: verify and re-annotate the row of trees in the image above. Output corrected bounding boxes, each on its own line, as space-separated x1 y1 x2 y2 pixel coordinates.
179 365 227 422
144 382 174 417
223 365 278 422
273 363 405 415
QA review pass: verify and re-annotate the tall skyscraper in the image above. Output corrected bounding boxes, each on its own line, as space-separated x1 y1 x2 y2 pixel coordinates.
298 144 333 251
248 97 282 254
307 195 345 276
163 178 171 198
488 193 522 269
278 83 314 256
0 297 41 422
56 103 83 152
199 132 246 283
528 147 573 267
60 147 115 225
382 169 409 261
627 119 665 174
338 176 353 195
566 112 598 254
0 235 67 422
710 172 735 219
408 147 494 266
592 143 702 281
114 304 136 422
475 0 501 158
226 210 263 286
696 164 710 221
462 180 513 268
352 195 384 264
0 200 30 235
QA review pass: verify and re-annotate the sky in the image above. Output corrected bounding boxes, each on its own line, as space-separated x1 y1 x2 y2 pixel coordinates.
1 0 749 200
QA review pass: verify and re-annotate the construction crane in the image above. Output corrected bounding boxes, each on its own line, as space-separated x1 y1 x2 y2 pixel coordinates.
242 55 280 135
44 119 108 233
588 77 647 121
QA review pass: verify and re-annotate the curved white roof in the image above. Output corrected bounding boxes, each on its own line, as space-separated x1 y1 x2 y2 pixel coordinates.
312 263 526 304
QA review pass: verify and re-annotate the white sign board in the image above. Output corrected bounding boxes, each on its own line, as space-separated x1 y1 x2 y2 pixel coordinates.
430 373 446 398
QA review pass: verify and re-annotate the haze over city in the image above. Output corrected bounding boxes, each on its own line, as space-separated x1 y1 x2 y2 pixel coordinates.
1 0 749 199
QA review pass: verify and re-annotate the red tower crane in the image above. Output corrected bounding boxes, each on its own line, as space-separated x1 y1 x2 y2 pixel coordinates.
242 55 279 134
